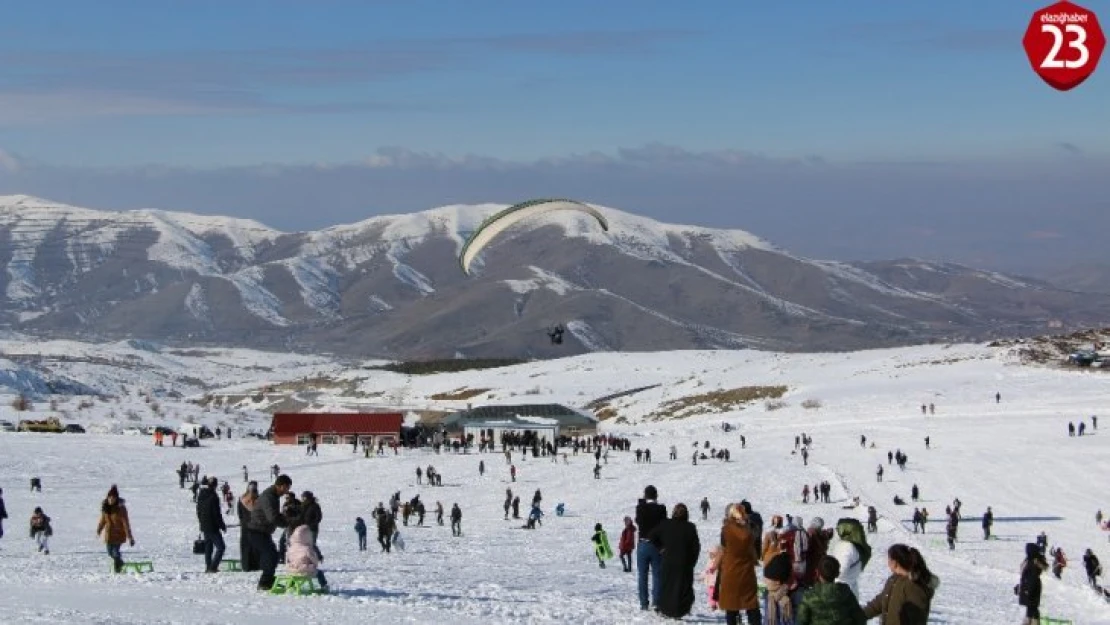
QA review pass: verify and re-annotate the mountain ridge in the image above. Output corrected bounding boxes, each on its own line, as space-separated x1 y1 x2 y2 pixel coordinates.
1 194 1106 358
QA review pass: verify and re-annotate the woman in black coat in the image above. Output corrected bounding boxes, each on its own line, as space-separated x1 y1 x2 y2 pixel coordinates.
649 503 702 619
1018 542 1047 625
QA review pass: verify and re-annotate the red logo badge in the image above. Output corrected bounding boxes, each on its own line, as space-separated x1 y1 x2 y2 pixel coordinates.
1023 1 1105 90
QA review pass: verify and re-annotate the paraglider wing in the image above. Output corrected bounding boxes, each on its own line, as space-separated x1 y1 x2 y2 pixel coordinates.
458 199 609 276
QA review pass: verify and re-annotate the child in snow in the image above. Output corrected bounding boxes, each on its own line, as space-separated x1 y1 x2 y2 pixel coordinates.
285 525 329 592
618 517 636 573
591 523 610 568
703 545 722 610
29 507 52 554
354 517 367 551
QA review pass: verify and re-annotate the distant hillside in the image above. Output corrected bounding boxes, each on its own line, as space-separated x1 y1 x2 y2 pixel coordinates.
3 195 1110 358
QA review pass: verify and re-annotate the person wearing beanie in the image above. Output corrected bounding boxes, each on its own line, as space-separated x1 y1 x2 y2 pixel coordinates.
96 485 134 573
795 556 867 625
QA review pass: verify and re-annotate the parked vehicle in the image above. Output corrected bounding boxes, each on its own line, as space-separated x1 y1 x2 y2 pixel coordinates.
18 417 65 433
64 423 86 433
0 420 17 432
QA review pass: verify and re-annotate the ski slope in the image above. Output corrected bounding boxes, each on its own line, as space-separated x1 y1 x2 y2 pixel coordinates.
0 343 1109 624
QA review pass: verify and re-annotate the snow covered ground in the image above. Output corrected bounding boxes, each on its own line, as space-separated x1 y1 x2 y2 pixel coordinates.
1 342 1109 623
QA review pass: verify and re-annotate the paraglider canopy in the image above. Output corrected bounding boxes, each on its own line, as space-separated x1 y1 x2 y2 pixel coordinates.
458 199 608 276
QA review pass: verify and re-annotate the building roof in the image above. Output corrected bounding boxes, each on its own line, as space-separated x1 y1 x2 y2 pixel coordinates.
441 404 598 430
271 412 403 436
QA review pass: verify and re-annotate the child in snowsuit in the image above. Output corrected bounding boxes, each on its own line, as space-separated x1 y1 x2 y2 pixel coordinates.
354 517 367 551
591 523 610 568
703 545 722 610
618 516 636 573
285 525 329 592
30 507 52 555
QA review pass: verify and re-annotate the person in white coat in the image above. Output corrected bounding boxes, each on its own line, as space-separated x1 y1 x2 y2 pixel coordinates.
284 525 329 591
828 518 871 599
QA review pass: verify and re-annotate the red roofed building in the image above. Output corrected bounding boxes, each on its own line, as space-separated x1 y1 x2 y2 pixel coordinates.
270 412 404 446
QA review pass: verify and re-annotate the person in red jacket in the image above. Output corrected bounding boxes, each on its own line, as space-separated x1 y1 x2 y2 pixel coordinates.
619 516 637 572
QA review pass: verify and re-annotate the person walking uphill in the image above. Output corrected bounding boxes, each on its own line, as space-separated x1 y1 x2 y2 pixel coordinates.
196 477 227 572
718 503 761 625
245 474 292 591
647 503 701 619
635 485 669 611
96 485 134 573
861 544 939 625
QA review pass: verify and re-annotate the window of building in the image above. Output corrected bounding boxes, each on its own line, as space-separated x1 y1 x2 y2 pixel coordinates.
321 435 339 444
297 434 312 445
567 426 579 435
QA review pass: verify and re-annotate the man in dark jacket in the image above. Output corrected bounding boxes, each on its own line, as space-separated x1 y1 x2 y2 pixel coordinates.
635 485 668 611
300 491 323 560
196 477 227 572
246 474 291 590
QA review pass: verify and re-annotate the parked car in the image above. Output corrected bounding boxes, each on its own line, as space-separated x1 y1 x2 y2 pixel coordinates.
64 423 86 433
0 420 16 432
121 427 144 436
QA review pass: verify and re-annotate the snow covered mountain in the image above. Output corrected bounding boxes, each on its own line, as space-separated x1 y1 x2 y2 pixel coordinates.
2 194 1107 358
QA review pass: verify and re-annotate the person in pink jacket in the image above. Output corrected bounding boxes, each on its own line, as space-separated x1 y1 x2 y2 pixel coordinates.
285 525 329 592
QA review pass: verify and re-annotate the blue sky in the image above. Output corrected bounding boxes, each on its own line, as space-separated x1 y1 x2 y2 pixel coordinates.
0 0 1108 271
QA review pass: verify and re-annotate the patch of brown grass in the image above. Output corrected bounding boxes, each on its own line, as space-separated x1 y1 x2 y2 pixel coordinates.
596 406 619 421
648 385 788 420
429 387 491 401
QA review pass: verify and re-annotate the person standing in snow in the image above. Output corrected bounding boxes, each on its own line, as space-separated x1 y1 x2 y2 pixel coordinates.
829 518 871 599
450 504 462 536
1018 543 1048 625
982 507 994 540
861 544 937 624
647 503 701 619
29 507 52 555
946 510 959 550
245 474 292 591
718 503 760 625
300 491 323 560
354 517 367 551
96 485 134 573
1050 546 1067 579
436 501 444 526
635 485 669 611
196 477 226 572
0 487 7 542
911 484 919 502
619 516 637 573
237 481 260 571
701 497 712 520
1083 549 1102 588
